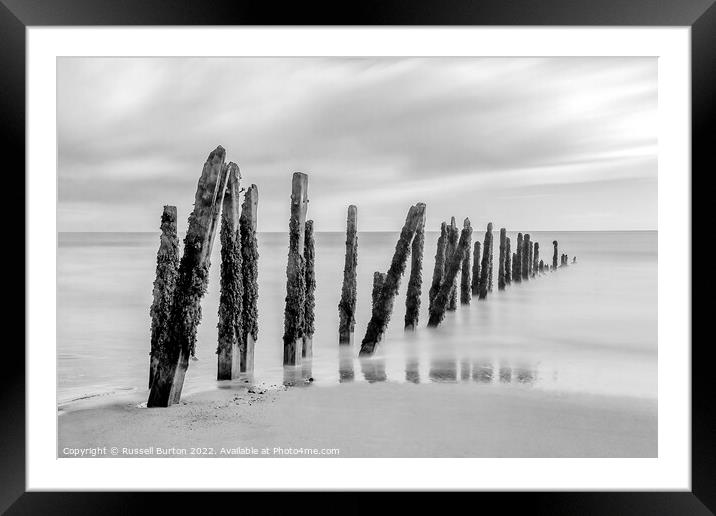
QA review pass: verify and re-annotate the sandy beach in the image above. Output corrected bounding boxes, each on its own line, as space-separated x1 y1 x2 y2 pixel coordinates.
58 382 657 458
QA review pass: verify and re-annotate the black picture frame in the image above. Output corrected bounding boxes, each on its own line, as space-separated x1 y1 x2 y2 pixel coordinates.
3 0 710 512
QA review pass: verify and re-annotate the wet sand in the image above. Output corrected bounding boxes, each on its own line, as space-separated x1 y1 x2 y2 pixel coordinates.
58 382 657 458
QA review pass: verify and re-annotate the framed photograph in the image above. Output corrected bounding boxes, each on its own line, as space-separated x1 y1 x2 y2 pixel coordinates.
6 0 710 512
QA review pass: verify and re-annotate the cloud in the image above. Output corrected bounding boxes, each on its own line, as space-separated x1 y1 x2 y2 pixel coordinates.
58 57 657 231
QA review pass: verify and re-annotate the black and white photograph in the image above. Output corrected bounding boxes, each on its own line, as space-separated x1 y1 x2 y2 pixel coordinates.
56 55 659 459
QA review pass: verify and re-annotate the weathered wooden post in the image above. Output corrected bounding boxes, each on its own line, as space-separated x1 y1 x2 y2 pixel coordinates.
478 222 493 299
149 205 180 388
373 271 386 308
283 172 309 366
338 205 358 344
564 254 569 266
539 259 545 273
505 236 512 284
239 184 259 374
527 240 535 277
447 217 459 311
522 234 531 281
405 208 425 329
148 146 230 407
514 233 523 283
303 220 316 358
428 222 448 311
217 164 242 380
359 203 425 356
533 242 540 277
471 241 481 296
498 227 507 290
572 256 577 264
552 240 559 270
428 218 472 326
460 237 471 305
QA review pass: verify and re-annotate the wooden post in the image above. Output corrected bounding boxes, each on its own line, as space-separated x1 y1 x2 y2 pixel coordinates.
514 233 523 283
552 240 559 270
447 217 459 311
505 236 512 284
539 259 545 273
428 218 473 327
405 208 426 329
572 256 577 264
498 228 507 290
359 203 425 356
149 205 180 388
428 222 448 312
478 222 493 299
488 239 494 292
372 271 386 307
533 242 540 276
303 220 316 358
366 271 387 351
522 234 531 281
217 163 242 381
472 240 481 296
283 172 309 366
239 184 259 374
471 241 481 296
460 234 471 305
527 240 535 277
338 205 358 344
148 146 230 407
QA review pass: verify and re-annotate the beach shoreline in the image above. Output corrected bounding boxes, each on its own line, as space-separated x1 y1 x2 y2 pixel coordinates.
58 382 657 458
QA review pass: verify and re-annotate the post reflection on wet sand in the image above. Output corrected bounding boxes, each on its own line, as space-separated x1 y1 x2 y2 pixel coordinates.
405 354 420 384
283 360 314 387
360 355 387 383
429 356 458 382
338 344 355 383
472 361 494 383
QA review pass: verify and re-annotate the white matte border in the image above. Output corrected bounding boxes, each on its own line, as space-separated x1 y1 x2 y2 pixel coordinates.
27 27 690 491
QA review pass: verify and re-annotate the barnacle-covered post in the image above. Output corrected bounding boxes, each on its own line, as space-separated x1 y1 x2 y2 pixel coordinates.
447 217 459 311
460 235 471 305
216 164 242 380
428 222 448 312
478 222 493 299
471 241 481 296
239 184 259 373
303 220 316 358
283 172 309 366
149 206 180 388
428 218 472 326
498 227 507 290
405 208 425 330
359 203 425 356
148 146 230 407
522 234 531 281
533 242 540 277
338 205 358 344
514 233 523 283
505 237 512 285
552 240 559 270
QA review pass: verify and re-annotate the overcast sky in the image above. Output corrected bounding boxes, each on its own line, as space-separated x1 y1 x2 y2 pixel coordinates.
58 57 657 232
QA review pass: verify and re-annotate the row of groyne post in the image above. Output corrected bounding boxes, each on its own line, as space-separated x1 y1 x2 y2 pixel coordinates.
146 147 574 406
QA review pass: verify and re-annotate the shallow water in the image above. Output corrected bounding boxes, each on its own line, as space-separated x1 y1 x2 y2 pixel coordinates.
57 230 657 406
